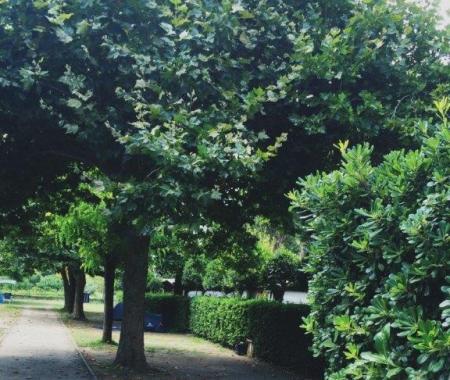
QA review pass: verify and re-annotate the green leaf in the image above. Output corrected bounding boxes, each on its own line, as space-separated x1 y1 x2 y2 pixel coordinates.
428 358 444 373
48 13 74 26
55 28 73 43
64 124 79 134
67 98 82 109
374 324 390 356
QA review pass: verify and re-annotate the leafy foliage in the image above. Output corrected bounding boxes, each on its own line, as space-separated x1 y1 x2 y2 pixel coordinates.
56 202 108 269
289 103 450 379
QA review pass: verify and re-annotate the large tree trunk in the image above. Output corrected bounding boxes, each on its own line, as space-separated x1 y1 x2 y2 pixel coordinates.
102 255 116 343
72 266 87 320
63 266 76 313
114 234 149 371
173 270 183 295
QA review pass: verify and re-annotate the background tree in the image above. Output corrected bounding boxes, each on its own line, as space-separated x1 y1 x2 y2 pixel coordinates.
263 250 303 302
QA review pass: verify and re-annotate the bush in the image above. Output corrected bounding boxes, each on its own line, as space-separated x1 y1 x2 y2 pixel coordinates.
190 296 322 374
144 293 190 332
289 106 450 379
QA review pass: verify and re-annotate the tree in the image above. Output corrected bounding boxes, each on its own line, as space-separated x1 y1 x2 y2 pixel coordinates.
289 101 450 378
47 192 124 342
263 250 302 302
1 0 278 368
244 0 449 225
182 256 206 294
38 207 88 320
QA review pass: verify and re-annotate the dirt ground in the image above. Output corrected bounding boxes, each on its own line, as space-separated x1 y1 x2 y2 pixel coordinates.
78 333 305 380
65 304 312 380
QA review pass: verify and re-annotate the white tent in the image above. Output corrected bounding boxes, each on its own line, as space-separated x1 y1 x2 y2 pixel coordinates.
0 278 17 285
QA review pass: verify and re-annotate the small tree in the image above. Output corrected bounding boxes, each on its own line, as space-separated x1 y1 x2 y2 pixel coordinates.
263 250 302 302
182 256 206 294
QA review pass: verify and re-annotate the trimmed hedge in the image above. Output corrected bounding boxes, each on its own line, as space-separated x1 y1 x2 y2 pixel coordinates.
190 296 322 373
144 293 190 332
190 297 250 347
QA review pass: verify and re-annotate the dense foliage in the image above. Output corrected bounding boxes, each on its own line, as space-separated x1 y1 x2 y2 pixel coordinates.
190 296 321 372
144 293 190 332
48 201 109 271
289 103 450 379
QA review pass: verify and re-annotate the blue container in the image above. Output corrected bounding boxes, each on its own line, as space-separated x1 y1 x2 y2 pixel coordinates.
0 293 4 304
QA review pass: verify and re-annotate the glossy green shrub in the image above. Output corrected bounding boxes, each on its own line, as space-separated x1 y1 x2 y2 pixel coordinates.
144 293 190 332
289 104 450 379
190 296 322 374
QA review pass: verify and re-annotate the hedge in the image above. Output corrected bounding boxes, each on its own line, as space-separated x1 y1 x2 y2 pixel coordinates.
190 296 323 374
144 293 190 332
289 113 450 378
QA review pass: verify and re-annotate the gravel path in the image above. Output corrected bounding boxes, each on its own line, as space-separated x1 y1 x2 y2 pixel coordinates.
0 307 93 380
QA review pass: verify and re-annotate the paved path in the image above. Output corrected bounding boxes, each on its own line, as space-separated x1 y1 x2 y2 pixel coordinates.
0 307 92 380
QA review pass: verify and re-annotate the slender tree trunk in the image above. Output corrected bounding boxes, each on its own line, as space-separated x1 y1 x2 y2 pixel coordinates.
114 234 149 371
173 270 183 295
66 266 76 313
60 266 71 312
72 266 87 320
102 255 116 343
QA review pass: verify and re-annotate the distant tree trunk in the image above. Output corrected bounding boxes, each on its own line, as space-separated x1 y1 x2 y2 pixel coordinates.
102 255 116 343
246 287 258 299
173 270 183 295
272 287 285 302
72 266 86 320
114 234 149 371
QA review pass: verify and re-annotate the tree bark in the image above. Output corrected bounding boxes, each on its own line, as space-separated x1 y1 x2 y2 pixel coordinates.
60 266 71 312
272 287 285 302
66 266 75 314
173 270 183 295
72 266 87 320
102 255 116 343
114 234 149 371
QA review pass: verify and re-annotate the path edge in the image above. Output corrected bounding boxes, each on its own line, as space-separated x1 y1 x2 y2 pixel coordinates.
58 313 99 380
0 306 22 346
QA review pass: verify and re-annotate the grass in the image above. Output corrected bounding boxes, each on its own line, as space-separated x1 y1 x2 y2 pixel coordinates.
59 302 118 351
